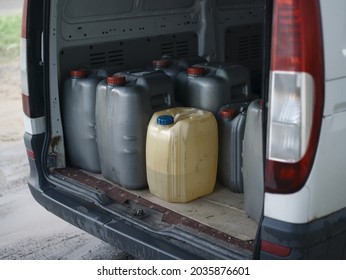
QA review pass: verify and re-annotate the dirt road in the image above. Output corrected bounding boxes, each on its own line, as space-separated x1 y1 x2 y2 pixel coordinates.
0 62 23 145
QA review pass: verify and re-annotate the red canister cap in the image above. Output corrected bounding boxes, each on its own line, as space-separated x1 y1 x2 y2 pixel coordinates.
107 75 126 86
153 59 170 68
187 66 206 77
70 69 87 78
220 108 238 119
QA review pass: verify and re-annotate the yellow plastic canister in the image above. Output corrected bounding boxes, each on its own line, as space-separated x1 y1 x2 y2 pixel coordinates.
146 107 218 202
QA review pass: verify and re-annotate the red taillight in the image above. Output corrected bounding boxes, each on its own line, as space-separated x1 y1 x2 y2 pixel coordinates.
271 0 324 73
265 0 324 193
21 0 28 39
261 240 292 258
22 93 31 116
26 148 35 160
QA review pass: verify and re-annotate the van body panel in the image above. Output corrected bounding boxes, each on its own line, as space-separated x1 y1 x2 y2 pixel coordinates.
308 112 346 220
320 0 346 81
323 79 346 116
264 189 310 224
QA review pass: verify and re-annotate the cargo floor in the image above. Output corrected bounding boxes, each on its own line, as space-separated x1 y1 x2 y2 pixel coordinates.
56 168 258 248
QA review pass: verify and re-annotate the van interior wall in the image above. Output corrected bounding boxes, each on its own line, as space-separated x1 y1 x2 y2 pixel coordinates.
57 0 265 96
52 0 267 243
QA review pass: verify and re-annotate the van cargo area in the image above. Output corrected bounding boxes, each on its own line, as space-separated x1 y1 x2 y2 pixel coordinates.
40 0 269 259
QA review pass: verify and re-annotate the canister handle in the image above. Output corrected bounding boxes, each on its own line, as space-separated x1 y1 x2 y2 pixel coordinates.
174 108 204 123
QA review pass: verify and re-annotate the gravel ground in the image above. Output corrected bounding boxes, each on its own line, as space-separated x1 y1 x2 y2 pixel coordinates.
0 62 23 145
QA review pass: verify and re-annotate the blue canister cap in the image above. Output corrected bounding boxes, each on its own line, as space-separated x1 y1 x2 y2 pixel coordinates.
157 115 174 125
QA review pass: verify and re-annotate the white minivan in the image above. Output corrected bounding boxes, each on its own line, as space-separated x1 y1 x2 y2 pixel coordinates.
21 0 346 259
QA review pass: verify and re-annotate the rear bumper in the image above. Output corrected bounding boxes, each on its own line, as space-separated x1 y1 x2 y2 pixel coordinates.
28 180 252 260
260 209 346 259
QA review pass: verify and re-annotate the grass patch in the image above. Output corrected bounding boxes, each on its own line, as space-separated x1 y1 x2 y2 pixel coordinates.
0 15 21 63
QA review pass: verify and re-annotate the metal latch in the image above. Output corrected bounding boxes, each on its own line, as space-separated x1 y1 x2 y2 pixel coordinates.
47 153 57 168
